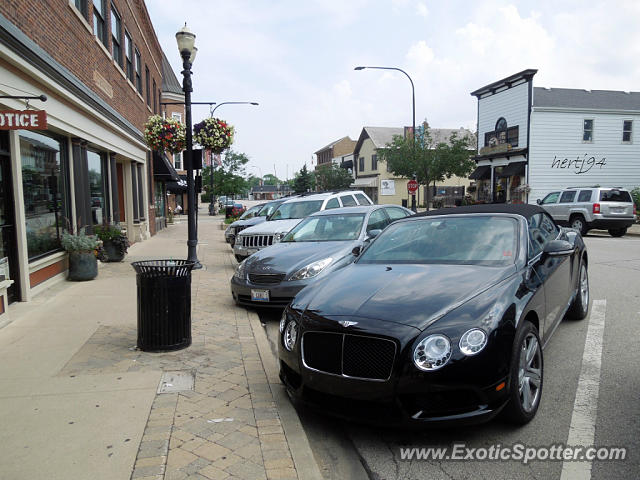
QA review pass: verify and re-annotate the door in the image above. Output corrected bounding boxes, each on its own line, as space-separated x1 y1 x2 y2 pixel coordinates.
556 190 577 223
0 132 20 303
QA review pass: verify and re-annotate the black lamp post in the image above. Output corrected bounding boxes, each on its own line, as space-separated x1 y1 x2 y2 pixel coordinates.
176 24 201 268
208 102 259 210
354 65 418 211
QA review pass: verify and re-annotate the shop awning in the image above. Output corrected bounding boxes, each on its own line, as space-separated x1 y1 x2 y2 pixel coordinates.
497 161 526 178
166 179 187 193
350 176 378 188
153 151 180 181
469 165 491 180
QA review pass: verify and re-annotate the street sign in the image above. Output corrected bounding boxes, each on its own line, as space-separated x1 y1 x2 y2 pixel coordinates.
407 179 419 194
0 110 47 130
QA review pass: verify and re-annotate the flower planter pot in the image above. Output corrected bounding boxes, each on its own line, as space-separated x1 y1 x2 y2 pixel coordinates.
103 240 126 262
68 251 98 281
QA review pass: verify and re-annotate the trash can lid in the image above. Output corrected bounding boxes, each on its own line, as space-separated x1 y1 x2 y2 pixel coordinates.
131 259 196 275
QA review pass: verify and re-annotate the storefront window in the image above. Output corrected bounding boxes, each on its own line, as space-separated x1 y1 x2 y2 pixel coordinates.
154 180 165 217
87 151 106 226
20 131 69 260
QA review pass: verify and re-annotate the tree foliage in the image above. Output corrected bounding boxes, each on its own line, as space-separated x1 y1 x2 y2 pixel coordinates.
314 163 353 191
262 174 282 185
293 164 314 193
376 122 475 207
202 149 249 199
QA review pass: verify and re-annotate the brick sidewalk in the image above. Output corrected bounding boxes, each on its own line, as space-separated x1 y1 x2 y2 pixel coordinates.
0 208 320 480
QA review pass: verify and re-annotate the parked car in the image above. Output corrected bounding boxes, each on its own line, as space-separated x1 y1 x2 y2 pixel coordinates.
233 190 373 262
217 196 228 208
225 198 296 247
537 186 636 236
231 205 412 308
231 203 246 217
225 203 265 243
278 204 589 427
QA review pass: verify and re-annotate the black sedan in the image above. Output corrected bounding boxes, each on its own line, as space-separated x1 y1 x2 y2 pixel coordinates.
278 204 589 426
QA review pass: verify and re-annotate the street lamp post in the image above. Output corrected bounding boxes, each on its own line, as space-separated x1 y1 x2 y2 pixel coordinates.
354 65 418 211
208 102 259 210
176 24 201 268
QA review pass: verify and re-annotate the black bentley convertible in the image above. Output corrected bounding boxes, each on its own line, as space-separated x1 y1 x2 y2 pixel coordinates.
278 204 589 426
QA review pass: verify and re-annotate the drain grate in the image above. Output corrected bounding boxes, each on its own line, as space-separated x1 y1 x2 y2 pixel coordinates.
157 371 195 393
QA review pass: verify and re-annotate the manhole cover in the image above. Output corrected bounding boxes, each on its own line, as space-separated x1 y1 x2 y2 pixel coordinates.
157 371 195 393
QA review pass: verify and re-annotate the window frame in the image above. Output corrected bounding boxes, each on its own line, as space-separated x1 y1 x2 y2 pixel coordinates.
559 191 577 203
371 154 377 171
145 65 150 106
124 30 133 82
92 0 107 46
358 157 365 172
622 120 632 143
110 3 122 66
582 119 594 142
74 0 89 19
134 47 142 94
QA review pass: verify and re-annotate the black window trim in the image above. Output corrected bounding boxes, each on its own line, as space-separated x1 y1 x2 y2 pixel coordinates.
92 0 107 46
622 119 632 143
583 118 594 142
110 3 122 67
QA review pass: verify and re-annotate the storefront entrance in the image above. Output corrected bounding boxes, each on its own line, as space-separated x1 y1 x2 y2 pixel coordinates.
0 132 20 303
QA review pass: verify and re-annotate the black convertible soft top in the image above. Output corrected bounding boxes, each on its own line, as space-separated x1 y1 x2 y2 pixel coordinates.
414 203 547 220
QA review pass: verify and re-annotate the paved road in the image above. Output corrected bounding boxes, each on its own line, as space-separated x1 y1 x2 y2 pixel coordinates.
256 232 640 480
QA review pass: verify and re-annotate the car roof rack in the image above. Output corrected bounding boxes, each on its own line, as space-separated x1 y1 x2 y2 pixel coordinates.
566 185 600 189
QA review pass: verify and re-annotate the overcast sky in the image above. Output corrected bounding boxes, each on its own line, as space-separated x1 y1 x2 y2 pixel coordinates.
146 0 640 181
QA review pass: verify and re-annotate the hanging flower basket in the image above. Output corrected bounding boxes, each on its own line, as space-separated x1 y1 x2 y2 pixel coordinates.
193 117 235 153
143 115 186 154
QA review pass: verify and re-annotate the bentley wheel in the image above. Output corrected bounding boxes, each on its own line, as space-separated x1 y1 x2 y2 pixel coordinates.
503 321 543 425
567 262 589 320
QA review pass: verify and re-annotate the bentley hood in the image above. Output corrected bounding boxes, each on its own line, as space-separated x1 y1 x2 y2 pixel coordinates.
298 263 516 330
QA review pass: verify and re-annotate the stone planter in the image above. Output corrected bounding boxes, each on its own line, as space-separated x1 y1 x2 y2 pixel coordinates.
102 240 126 262
68 251 98 281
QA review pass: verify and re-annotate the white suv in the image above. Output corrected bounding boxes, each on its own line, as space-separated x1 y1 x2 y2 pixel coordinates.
233 190 373 261
537 186 636 237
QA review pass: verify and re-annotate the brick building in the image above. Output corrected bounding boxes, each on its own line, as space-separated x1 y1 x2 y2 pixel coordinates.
0 0 170 310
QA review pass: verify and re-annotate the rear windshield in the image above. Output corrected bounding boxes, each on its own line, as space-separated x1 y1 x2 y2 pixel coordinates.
269 200 324 220
599 190 632 202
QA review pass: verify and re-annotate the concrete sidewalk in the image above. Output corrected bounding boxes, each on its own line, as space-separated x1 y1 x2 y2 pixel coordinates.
0 208 322 480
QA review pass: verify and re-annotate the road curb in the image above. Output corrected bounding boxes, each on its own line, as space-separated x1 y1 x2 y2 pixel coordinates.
248 310 324 480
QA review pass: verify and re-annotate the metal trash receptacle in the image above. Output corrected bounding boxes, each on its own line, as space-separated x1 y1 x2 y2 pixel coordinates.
131 260 195 352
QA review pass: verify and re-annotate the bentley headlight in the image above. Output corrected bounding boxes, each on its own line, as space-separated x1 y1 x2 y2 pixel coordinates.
279 310 288 333
413 334 451 371
289 258 333 281
283 319 298 351
233 259 248 280
459 328 487 356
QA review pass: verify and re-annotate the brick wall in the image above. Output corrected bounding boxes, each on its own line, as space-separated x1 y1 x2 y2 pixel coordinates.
1 0 164 133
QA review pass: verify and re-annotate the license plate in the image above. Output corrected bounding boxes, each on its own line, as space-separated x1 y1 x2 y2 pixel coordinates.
251 289 270 302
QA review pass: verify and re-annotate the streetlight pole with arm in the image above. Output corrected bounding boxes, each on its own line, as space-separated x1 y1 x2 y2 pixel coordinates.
354 65 419 211
207 102 259 210
176 24 201 267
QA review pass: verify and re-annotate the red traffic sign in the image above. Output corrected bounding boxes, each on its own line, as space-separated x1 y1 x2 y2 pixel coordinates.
407 179 419 194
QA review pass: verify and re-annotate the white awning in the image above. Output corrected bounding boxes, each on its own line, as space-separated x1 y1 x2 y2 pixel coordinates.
351 177 378 188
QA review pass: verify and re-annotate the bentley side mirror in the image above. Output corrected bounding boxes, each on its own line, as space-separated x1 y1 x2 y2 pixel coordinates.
352 245 362 256
542 239 574 257
367 229 382 240
536 199 542 205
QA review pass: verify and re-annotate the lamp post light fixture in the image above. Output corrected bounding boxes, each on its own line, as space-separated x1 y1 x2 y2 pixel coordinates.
354 65 418 211
176 23 201 268
207 101 259 210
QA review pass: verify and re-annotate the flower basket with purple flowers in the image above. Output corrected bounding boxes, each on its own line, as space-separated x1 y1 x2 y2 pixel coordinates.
193 117 235 153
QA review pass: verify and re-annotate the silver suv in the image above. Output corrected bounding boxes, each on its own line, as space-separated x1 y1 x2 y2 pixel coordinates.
537 186 636 237
233 190 373 261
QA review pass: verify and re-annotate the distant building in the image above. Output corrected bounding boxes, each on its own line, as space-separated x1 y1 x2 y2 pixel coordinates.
470 69 640 203
251 184 293 200
314 136 357 175
352 126 473 205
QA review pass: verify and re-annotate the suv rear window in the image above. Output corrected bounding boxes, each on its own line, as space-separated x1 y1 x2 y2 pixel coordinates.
355 193 372 205
599 190 632 202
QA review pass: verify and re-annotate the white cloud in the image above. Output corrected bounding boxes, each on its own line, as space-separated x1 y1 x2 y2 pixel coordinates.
417 3 429 17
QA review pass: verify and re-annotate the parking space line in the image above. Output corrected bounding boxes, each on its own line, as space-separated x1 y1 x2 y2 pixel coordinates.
560 299 606 480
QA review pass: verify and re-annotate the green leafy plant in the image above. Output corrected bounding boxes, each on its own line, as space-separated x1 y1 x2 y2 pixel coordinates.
94 224 130 258
193 117 234 153
61 231 100 253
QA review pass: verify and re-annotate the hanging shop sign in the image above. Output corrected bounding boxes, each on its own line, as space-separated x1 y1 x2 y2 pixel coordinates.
0 110 47 130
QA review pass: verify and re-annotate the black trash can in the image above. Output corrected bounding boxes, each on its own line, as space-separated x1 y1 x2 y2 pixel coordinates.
401 199 408 208
131 260 195 352
225 206 233 218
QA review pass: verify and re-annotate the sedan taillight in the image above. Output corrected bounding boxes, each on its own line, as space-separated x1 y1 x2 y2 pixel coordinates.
593 203 600 214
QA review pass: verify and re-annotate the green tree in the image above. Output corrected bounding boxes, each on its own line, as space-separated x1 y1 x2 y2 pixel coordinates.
202 149 249 200
377 122 474 210
262 174 282 185
293 164 314 193
314 163 353 191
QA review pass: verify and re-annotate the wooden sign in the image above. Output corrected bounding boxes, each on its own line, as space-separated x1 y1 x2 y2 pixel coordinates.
0 110 47 130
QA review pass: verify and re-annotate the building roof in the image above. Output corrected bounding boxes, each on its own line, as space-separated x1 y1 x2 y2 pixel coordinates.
470 69 538 98
161 52 183 95
533 87 640 110
354 126 475 156
314 136 353 154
